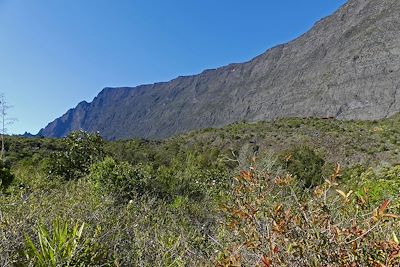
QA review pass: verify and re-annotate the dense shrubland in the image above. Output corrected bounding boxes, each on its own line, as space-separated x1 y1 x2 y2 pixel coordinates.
1 115 400 266
217 161 400 266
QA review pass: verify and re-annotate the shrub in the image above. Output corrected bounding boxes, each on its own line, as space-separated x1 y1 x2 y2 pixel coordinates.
217 161 400 266
151 152 228 201
89 157 152 202
280 146 325 187
0 160 14 190
47 131 104 180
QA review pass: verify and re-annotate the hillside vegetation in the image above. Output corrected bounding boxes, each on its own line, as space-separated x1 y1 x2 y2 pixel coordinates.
1 115 400 266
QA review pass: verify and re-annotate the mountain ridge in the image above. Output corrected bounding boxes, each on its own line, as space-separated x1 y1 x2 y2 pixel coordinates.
39 0 400 140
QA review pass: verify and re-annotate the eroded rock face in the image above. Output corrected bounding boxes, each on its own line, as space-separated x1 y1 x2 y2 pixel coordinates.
39 0 400 140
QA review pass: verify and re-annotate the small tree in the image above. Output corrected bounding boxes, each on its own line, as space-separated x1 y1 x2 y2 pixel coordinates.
48 131 105 180
0 94 17 161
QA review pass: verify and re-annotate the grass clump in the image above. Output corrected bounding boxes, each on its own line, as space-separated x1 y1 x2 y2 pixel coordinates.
22 217 106 266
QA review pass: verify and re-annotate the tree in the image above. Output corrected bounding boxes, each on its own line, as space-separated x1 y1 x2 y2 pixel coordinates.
47 131 105 180
0 94 16 162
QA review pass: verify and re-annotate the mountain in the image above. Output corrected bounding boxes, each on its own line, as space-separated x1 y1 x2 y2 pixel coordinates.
18 132 36 138
39 0 400 140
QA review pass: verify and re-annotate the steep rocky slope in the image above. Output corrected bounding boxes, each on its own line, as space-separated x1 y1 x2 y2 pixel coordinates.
39 0 400 140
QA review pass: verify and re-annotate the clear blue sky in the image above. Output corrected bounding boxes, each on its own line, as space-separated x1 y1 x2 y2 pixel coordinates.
0 0 347 134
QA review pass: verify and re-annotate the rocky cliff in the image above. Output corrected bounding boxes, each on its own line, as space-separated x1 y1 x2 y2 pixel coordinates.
39 0 400 140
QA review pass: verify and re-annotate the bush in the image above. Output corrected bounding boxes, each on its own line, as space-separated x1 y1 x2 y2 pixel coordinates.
0 161 14 190
89 157 152 202
91 152 227 203
280 146 325 187
217 161 400 266
47 131 104 180
150 152 228 201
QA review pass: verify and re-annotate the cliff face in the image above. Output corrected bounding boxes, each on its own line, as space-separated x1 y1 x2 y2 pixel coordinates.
39 0 400 140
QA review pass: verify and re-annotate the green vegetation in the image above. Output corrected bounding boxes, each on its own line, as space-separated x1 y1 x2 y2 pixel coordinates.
23 217 106 266
217 162 400 266
0 161 14 190
89 156 149 202
279 146 325 188
47 131 105 180
1 115 400 266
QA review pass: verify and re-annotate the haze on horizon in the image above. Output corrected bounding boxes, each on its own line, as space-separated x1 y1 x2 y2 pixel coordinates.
0 0 346 135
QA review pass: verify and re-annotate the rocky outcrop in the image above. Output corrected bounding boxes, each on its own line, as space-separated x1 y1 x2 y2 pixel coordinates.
39 0 400 140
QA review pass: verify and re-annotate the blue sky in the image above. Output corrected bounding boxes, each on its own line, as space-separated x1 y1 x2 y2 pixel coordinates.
0 0 347 134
